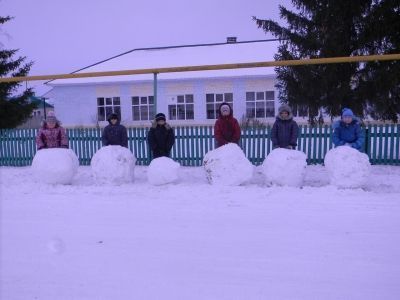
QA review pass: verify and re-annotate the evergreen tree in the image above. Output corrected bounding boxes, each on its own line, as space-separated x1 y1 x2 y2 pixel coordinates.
0 16 35 129
254 1 393 124
355 0 400 122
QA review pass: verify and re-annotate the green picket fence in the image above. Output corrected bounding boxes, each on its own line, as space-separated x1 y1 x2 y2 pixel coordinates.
0 125 399 166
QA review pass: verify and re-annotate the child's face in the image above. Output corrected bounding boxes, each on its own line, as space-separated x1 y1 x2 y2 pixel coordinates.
47 121 56 128
280 111 289 118
157 120 165 125
110 118 118 124
343 116 352 124
221 106 230 116
221 110 230 116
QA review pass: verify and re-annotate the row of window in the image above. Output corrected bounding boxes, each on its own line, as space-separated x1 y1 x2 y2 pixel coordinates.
96 91 310 121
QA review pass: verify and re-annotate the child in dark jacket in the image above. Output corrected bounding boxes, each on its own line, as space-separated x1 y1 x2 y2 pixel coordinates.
102 113 128 147
271 104 299 149
147 113 175 158
332 108 364 151
214 102 241 148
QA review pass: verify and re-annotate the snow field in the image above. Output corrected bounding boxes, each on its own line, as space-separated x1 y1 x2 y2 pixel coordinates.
1 165 400 299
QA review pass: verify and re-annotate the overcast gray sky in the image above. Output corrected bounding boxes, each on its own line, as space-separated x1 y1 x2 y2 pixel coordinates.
1 0 292 95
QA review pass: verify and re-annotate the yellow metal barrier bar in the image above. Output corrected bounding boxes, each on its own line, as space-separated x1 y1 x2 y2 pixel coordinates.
0 53 399 83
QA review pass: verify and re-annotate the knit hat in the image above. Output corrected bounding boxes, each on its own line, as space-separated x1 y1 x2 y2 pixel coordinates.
46 111 57 123
155 113 166 122
342 108 354 118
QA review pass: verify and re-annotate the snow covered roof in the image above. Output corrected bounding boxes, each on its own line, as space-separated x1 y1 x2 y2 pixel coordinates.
48 39 280 86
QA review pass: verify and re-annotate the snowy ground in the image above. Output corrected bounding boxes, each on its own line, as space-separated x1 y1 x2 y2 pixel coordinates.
1 165 400 300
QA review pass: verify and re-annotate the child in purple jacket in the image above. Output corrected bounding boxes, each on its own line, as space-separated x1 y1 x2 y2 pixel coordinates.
35 111 68 150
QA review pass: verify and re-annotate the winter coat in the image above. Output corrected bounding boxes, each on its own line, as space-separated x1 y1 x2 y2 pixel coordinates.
147 122 175 158
102 120 128 148
214 102 241 148
35 122 69 150
332 119 364 151
271 116 299 149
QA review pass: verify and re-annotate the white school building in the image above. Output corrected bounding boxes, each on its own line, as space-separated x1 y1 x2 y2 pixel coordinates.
47 38 308 127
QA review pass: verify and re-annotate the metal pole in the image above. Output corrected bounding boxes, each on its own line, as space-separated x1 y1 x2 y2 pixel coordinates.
153 72 158 114
1 53 399 83
42 97 47 119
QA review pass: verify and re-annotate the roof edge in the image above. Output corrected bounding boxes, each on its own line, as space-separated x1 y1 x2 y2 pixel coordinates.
45 38 282 85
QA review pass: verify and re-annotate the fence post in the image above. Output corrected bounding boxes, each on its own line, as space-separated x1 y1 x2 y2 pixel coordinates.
364 126 369 154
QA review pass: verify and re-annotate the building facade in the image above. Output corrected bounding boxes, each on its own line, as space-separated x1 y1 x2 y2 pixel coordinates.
47 39 309 127
50 75 285 127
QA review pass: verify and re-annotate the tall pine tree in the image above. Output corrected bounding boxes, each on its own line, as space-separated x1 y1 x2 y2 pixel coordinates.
254 0 399 124
355 0 400 122
0 16 35 129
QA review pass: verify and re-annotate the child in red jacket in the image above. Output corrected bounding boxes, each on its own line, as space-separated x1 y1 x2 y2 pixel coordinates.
214 102 241 148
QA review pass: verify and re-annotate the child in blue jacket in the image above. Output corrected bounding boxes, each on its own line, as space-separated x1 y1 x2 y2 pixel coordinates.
332 108 365 151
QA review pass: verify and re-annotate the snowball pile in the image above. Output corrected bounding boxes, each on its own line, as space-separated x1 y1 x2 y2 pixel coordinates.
91 146 136 185
32 148 79 184
324 145 371 188
147 157 180 185
203 143 253 186
262 148 307 187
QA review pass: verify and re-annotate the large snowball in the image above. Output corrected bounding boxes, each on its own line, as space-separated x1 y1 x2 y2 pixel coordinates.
91 146 136 184
32 148 79 184
147 157 180 185
262 148 307 187
203 143 253 186
324 146 371 188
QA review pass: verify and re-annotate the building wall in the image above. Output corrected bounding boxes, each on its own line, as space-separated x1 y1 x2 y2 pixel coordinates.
51 76 279 127
53 85 98 127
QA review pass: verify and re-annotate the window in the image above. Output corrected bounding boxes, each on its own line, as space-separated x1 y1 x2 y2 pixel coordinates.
291 104 308 117
168 94 194 120
132 96 155 121
97 97 121 121
206 93 233 119
245 91 275 118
